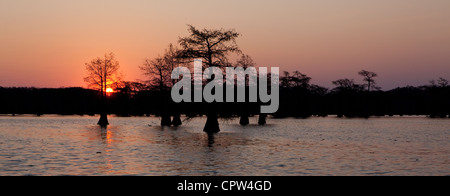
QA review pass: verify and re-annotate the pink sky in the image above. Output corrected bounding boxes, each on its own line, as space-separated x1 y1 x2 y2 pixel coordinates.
1 0 449 90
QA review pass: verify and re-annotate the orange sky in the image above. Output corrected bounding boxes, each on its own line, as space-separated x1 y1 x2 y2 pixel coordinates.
1 0 450 90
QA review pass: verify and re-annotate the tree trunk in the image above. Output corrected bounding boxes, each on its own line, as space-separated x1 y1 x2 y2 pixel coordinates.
97 86 109 126
159 85 172 126
97 112 109 126
258 114 267 125
203 113 220 133
203 62 220 133
161 114 172 126
239 113 249 125
97 96 109 126
171 114 182 126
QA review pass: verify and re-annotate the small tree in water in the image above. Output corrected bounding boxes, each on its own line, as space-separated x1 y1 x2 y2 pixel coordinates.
235 54 256 126
84 52 121 126
140 44 182 126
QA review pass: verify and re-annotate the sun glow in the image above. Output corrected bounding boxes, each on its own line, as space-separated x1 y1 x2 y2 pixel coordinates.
106 88 114 93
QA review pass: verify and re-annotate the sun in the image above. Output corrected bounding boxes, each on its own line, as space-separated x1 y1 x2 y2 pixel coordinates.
106 88 114 93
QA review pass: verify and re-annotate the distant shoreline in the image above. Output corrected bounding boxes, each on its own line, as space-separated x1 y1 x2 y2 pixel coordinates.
0 114 442 119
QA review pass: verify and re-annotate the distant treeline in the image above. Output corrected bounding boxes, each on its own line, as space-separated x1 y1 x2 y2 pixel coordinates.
1 74 449 118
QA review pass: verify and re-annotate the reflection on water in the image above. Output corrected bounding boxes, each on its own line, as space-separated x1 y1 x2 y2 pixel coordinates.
0 116 449 175
207 133 215 147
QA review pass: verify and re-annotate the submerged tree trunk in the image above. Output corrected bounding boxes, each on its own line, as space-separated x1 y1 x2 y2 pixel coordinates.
204 113 220 133
97 112 109 126
239 113 249 125
98 88 109 126
258 114 267 125
171 114 182 126
204 101 220 133
159 86 172 126
161 114 172 126
203 69 220 133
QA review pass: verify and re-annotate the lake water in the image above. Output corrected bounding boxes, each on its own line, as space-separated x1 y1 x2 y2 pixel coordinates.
0 115 449 176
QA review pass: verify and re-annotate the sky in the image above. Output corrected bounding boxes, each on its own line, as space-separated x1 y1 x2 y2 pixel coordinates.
1 0 449 90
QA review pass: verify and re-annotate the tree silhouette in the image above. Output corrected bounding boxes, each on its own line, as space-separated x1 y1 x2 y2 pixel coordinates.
84 52 121 126
235 54 255 69
164 44 183 126
234 54 256 126
437 77 449 87
430 77 449 87
178 25 241 133
140 44 181 126
358 70 379 92
178 25 240 68
291 71 311 88
280 71 291 88
332 78 364 92
279 70 311 89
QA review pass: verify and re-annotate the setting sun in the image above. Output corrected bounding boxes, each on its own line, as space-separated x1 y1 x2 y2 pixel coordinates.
106 88 114 93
